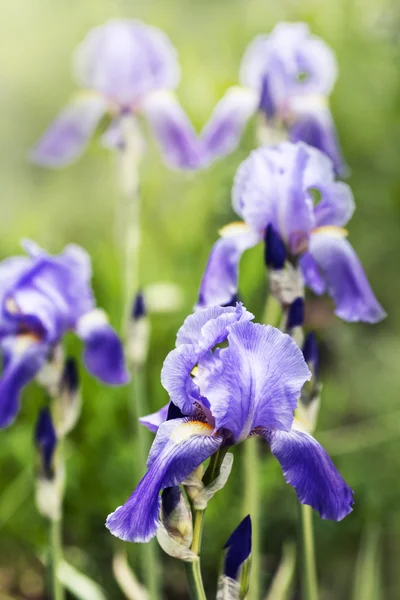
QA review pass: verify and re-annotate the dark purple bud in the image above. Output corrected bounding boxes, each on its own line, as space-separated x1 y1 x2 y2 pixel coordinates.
132 291 146 321
161 487 182 518
60 357 79 395
287 297 304 330
302 332 319 378
265 224 286 270
223 515 252 580
35 407 57 480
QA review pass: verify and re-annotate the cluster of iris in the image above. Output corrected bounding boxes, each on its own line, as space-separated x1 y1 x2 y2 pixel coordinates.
2 18 386 598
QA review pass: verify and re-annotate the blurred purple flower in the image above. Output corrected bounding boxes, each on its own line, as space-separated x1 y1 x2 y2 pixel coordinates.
0 240 128 428
198 142 386 324
30 20 202 170
201 22 346 175
106 304 353 543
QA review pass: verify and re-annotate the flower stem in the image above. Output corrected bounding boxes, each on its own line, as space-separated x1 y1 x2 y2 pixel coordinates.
243 436 261 600
117 116 160 599
50 516 64 600
301 504 319 600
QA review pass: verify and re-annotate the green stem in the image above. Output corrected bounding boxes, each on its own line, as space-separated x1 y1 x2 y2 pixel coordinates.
50 516 65 600
243 437 260 600
301 502 319 600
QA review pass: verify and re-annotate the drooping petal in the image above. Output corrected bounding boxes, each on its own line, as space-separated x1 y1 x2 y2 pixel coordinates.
197 225 260 308
204 321 311 442
106 418 222 542
309 230 386 323
299 252 326 295
0 336 48 428
223 515 252 580
30 95 107 168
200 87 258 164
139 403 169 433
76 310 129 384
289 98 348 177
141 90 202 170
264 428 354 521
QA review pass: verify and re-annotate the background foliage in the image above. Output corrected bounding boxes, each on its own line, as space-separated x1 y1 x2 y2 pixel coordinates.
1 0 400 598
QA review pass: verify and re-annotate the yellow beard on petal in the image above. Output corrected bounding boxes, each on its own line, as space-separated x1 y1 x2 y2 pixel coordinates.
218 222 252 239
170 421 214 444
312 226 348 238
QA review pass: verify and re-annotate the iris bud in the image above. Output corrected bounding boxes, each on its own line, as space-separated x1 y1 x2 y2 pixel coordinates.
156 487 196 562
55 357 81 437
128 291 150 369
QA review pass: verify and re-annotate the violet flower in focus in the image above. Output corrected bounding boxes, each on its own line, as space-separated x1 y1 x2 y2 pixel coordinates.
201 22 346 175
106 304 353 544
30 20 202 170
198 142 386 324
0 240 128 428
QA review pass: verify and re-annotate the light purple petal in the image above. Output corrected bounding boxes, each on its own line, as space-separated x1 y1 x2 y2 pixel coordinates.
309 230 386 323
313 181 354 227
76 310 129 385
299 252 326 295
106 418 222 542
30 96 107 168
197 227 261 308
264 428 353 521
204 322 311 442
0 336 48 428
139 403 169 433
141 90 202 170
200 87 258 164
74 20 180 106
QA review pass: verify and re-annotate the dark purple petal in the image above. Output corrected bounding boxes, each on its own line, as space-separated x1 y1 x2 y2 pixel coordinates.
309 231 386 323
0 336 48 428
35 407 57 479
299 252 326 295
198 227 260 308
302 332 319 379
74 20 180 106
76 310 129 384
287 297 304 330
264 224 286 269
200 87 258 165
204 321 311 441
141 91 203 170
30 96 106 168
106 418 222 542
264 428 354 521
223 515 252 580
139 403 169 433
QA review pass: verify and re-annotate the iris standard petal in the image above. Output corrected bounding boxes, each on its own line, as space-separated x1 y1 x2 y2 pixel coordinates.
106 418 222 542
30 95 107 168
76 310 129 384
264 428 354 521
0 336 48 428
139 403 169 433
74 20 180 106
200 86 258 164
197 225 261 308
204 321 311 442
309 230 386 323
141 90 202 169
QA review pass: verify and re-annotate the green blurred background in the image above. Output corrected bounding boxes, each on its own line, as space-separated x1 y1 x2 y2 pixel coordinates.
1 0 400 598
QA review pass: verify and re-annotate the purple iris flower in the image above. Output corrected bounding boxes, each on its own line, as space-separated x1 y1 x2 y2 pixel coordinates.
30 20 202 170
198 142 386 324
0 240 128 428
201 22 346 175
106 304 353 543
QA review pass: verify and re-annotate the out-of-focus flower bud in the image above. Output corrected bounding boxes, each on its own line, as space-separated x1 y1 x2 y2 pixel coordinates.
295 332 321 434
34 407 64 521
36 344 64 397
217 515 252 600
265 226 304 306
156 487 197 561
183 453 234 510
55 357 81 437
264 225 286 270
127 292 150 369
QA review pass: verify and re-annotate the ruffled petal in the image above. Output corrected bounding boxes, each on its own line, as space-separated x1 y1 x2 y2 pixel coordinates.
0 336 48 428
309 230 386 323
76 310 129 384
30 95 107 168
200 86 258 164
197 225 260 308
106 418 222 542
139 403 169 433
141 90 202 169
204 322 311 442
264 428 354 521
